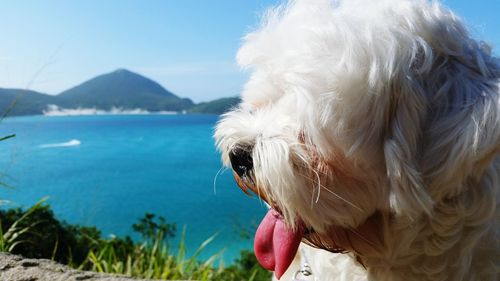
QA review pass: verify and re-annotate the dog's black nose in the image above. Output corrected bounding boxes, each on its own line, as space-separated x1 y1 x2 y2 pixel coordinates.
229 147 253 178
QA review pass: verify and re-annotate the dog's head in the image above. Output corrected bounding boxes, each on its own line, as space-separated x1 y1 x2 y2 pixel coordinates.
215 0 499 278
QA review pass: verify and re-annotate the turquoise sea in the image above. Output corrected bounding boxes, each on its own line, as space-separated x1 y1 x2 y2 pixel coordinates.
0 114 267 262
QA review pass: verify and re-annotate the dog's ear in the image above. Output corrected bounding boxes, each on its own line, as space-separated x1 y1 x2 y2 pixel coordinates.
384 74 433 218
385 41 500 218
419 55 500 201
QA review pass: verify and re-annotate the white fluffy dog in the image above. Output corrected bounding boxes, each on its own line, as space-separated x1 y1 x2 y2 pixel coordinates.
215 0 500 280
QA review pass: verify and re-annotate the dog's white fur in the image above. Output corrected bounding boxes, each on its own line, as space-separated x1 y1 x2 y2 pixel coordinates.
215 0 500 280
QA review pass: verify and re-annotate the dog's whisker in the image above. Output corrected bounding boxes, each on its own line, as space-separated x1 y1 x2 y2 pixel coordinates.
298 172 362 212
311 169 322 206
321 185 363 212
213 166 227 195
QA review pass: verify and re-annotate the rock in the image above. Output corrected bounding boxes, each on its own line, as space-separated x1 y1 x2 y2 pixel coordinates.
0 253 159 281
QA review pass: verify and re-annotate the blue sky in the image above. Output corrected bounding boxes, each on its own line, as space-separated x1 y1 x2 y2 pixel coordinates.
0 0 498 103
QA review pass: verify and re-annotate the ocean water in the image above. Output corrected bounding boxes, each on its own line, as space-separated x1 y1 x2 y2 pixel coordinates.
0 114 267 262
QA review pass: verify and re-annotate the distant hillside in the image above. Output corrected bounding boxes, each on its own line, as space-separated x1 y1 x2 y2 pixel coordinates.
0 69 239 117
58 69 194 111
189 97 240 115
0 88 58 116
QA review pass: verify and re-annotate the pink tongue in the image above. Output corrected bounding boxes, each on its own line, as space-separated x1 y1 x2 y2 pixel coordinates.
254 209 302 280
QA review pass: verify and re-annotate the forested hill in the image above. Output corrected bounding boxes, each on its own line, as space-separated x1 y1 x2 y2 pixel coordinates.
0 69 239 116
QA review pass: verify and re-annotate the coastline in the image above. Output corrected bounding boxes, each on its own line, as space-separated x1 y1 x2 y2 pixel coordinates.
43 104 181 116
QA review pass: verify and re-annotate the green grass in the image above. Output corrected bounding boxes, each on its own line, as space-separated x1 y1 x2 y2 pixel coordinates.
0 200 272 281
0 134 15 188
82 228 221 280
0 197 48 253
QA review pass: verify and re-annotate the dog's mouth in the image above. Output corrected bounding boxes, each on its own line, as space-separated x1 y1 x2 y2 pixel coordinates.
233 172 302 279
233 171 383 279
254 208 303 280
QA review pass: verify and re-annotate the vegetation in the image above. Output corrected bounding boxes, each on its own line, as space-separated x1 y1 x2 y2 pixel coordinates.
188 97 240 115
0 200 271 281
0 88 58 117
0 198 104 265
57 69 194 112
0 69 240 116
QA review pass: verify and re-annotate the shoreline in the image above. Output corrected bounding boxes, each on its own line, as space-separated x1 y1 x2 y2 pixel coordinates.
2 112 219 119
42 104 181 116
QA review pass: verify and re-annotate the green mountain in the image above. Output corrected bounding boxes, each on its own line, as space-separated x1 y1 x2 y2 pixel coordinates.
0 69 241 116
57 69 193 111
0 88 58 116
189 97 240 115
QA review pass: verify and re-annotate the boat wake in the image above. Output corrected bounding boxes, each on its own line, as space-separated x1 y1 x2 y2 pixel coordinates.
39 139 81 148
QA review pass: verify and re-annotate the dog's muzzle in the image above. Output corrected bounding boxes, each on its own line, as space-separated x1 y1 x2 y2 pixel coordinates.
228 145 272 204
